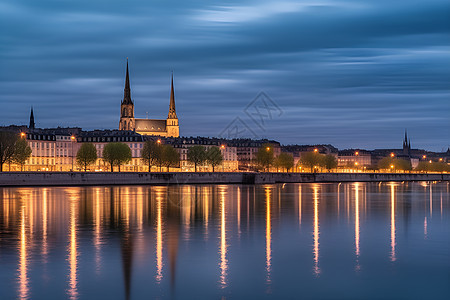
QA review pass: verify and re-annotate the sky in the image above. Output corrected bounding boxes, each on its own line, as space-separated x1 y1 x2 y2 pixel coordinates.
0 0 449 151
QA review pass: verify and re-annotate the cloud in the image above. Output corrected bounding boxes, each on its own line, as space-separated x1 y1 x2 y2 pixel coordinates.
0 0 449 151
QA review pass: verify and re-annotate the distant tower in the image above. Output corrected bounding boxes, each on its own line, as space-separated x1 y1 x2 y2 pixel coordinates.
29 107 35 129
403 130 411 156
166 73 179 137
119 59 135 131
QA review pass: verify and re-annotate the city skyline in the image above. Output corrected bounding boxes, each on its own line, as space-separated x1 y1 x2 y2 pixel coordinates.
1 0 449 151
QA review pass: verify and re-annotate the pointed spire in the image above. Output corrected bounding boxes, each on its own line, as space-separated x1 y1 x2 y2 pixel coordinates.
168 72 177 119
29 106 35 129
123 58 132 104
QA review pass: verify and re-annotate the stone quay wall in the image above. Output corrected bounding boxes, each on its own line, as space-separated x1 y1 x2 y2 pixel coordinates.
0 172 448 187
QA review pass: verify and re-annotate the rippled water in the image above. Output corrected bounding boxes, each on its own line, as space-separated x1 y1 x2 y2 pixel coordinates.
0 182 449 299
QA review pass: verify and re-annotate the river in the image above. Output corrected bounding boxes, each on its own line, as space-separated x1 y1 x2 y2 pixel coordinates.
0 182 448 299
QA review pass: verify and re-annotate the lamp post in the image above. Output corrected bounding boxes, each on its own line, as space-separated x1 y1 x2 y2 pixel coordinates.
71 135 75 171
221 144 225 172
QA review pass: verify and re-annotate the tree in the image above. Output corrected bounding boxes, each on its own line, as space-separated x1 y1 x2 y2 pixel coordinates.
416 161 450 172
162 145 180 171
141 141 161 171
206 147 223 172
377 157 395 170
76 143 97 171
378 157 411 171
298 151 323 172
322 154 338 171
187 146 206 172
275 152 294 172
12 138 32 171
256 143 275 171
102 143 132 172
395 158 412 171
0 131 18 172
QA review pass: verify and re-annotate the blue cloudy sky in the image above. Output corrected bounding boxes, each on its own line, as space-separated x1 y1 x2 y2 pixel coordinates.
0 0 449 151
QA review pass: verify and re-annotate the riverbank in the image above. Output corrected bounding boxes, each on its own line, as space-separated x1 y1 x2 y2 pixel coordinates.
0 172 448 187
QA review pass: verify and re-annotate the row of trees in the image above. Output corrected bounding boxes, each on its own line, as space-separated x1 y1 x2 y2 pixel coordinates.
2 131 449 173
140 141 180 171
255 145 296 171
377 157 412 171
415 161 450 172
77 142 226 172
254 144 338 172
186 146 223 172
298 151 338 172
0 131 32 172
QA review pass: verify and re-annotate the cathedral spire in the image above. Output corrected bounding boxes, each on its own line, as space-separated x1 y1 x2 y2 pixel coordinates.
168 72 177 119
29 107 35 129
404 130 408 147
123 58 132 104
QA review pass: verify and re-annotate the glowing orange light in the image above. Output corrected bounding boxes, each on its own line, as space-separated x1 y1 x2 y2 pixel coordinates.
439 158 443 162
390 165 394 169
20 132 26 138
157 139 161 144
313 185 320 275
314 148 318 153
266 147 270 151
221 145 225 149
70 135 75 141
355 151 359 156
422 155 426 159
355 184 360 264
265 187 272 283
429 160 432 163
354 162 358 166
390 184 396 262
390 153 395 157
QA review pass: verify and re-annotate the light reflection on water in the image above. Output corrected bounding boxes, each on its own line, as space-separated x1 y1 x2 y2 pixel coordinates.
0 182 449 299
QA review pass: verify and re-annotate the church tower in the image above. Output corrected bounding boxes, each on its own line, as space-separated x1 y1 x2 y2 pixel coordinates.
29 107 35 129
402 130 411 156
119 59 135 131
166 73 179 137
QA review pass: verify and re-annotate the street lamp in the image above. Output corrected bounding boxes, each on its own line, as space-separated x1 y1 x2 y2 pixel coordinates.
20 132 26 138
157 139 161 144
355 151 359 156
390 153 395 157
314 148 318 153
266 147 270 151
220 145 225 171
422 155 426 159
390 164 394 172
71 135 76 171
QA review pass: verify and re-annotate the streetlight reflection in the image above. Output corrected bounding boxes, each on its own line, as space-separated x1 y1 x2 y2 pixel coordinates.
218 186 228 289
155 188 164 284
389 183 396 262
18 202 29 300
67 192 79 300
313 184 320 276
354 183 360 271
265 186 272 285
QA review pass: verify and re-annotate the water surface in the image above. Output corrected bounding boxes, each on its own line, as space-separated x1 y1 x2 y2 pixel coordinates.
0 182 449 299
